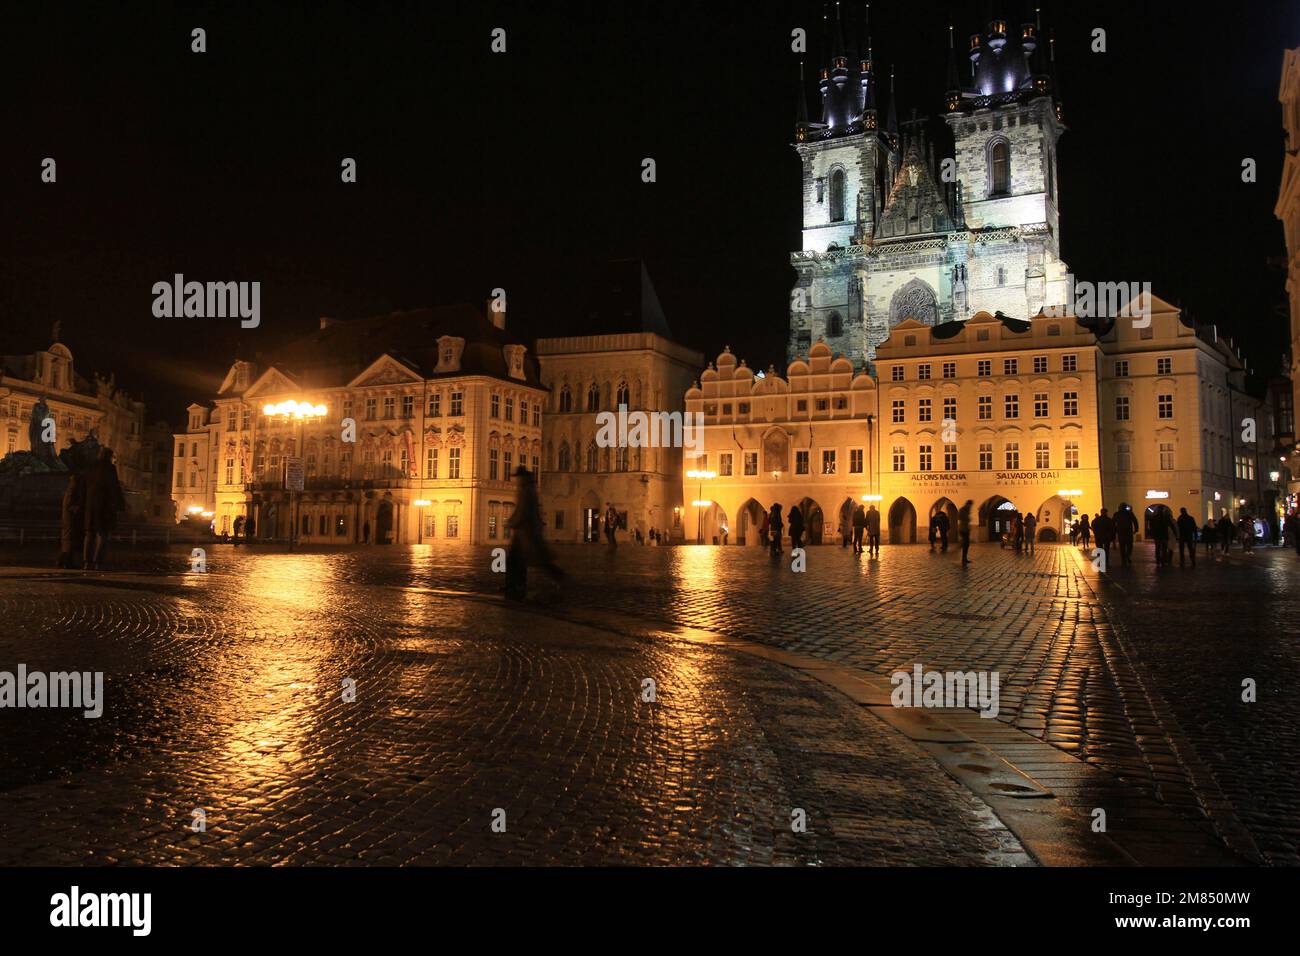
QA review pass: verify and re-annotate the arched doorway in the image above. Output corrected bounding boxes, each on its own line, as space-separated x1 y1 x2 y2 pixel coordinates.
737 499 766 546
1036 494 1074 541
1144 504 1172 539
581 490 601 543
929 497 958 543
698 502 729 545
888 497 917 544
375 499 394 544
979 495 1017 542
795 497 824 545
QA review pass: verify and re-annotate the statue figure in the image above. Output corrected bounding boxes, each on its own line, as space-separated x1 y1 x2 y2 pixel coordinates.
29 397 55 463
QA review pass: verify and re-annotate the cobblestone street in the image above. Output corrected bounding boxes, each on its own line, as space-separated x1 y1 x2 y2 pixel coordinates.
0 537 1295 865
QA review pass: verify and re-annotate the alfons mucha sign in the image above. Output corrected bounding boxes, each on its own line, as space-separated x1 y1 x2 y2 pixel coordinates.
907 471 1064 489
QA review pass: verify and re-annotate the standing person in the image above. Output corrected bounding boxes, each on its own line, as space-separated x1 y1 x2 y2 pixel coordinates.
759 510 769 548
928 513 938 551
937 510 950 552
1069 519 1079 547
788 505 804 551
1200 518 1216 557
768 503 784 556
1287 511 1300 557
83 447 125 571
1011 511 1024 554
1238 514 1255 554
1079 514 1092 549
839 511 851 548
58 473 86 569
1151 508 1173 565
232 515 245 545
363 520 371 544
1176 507 1198 567
865 503 881 558
604 503 618 548
1216 510 1234 553
1091 508 1113 563
1115 503 1138 567
851 503 866 554
957 500 973 566
504 466 565 601
1023 511 1037 555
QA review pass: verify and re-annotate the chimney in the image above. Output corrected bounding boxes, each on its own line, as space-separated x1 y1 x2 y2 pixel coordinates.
487 297 506 330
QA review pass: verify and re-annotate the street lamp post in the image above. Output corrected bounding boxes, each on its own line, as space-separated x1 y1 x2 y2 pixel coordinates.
686 468 716 544
262 400 328 551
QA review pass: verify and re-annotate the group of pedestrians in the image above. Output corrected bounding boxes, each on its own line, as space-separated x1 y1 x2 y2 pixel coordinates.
57 447 126 571
998 510 1039 555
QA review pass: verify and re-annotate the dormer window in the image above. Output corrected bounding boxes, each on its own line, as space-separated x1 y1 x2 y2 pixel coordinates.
502 344 527 381
436 336 466 373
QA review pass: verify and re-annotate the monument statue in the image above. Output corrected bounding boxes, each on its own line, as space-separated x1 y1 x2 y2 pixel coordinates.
29 397 55 463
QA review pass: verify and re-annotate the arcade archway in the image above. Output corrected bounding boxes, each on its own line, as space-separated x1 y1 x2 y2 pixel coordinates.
795 497 824 545
737 498 766 546
979 495 1018 542
888 497 917 544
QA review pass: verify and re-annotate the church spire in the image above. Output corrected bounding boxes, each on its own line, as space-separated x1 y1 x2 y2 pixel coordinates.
945 24 961 111
885 65 899 149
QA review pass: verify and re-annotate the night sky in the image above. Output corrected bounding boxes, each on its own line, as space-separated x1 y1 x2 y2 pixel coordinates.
3 0 1297 427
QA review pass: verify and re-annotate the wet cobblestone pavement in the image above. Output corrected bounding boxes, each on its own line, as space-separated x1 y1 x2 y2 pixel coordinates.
0 546 1024 866
1 537 1295 865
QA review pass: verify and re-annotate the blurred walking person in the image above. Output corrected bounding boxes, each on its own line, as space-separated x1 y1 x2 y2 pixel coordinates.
958 500 973 565
83 447 125 570
788 505 805 550
1079 514 1092 549
768 503 784 556
851 503 866 554
1216 510 1234 553
865 504 881 558
1023 511 1037 555
504 466 564 601
1176 507 1198 567
1115 503 1138 567
1092 508 1114 564
58 472 86 569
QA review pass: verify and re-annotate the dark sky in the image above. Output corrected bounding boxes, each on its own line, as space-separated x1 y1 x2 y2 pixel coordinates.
3 0 1297 427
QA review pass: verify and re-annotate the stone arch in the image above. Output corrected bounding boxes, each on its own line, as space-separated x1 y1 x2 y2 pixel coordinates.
979 494 1018 542
888 496 917 544
737 497 766 546
889 278 939 327
793 496 825 545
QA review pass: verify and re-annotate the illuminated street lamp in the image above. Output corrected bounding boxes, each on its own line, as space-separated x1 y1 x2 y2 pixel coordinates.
413 499 432 543
686 468 716 544
263 399 328 550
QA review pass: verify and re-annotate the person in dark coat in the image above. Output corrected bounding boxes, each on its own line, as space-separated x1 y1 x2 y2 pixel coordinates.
936 510 950 552
1114 503 1138 566
1079 514 1092 549
1092 508 1114 562
1151 509 1174 565
864 504 881 558
232 515 245 545
1022 512 1037 555
957 500 973 566
1216 511 1234 553
83 447 125 570
788 505 804 550
1176 507 1199 567
58 473 87 568
851 503 866 554
505 466 564 600
768 503 784 556
1200 519 1216 557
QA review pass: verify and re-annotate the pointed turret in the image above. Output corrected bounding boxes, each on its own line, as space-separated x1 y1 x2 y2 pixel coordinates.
945 24 962 111
885 65 899 149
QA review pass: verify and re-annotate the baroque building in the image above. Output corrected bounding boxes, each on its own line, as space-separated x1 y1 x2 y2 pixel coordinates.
536 260 703 543
1276 44 1300 505
174 304 546 545
789 8 1067 368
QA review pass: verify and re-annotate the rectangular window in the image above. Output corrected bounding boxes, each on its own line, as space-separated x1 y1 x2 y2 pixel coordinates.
918 445 933 472
892 400 905 423
795 450 809 475
1033 393 1048 418
918 398 932 422
381 449 393 475
821 449 836 475
488 505 499 540
849 448 863 474
918 364 931 381
503 451 512 477
1033 355 1048 374
382 396 395 419
1115 396 1130 421
450 391 463 416
1064 440 1079 469
943 444 957 471
978 396 992 420
365 398 377 420
1157 356 1172 375
977 359 991 377
448 447 461 479
428 392 441 416
1003 358 1018 375
1035 441 1050 469
942 362 956 379
1158 394 1173 419
402 395 414 419
1004 394 1019 419
979 443 993 471
891 365 904 382
554 511 564 530
505 396 514 421
491 393 500 418
1062 354 1078 372
489 447 499 480
426 447 438 479
1159 441 1175 471
892 445 905 472
815 398 828 412
719 453 733 476
743 451 758 475
1115 360 1129 377
225 458 235 484
446 515 459 538
241 408 250 431
226 409 236 430
943 397 957 421
343 398 354 421
532 404 540 426
1005 442 1020 470
1117 441 1131 472
1063 391 1078 417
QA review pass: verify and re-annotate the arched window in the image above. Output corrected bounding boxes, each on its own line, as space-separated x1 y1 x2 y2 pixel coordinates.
826 312 843 337
990 140 1010 196
558 386 572 412
586 383 600 412
616 447 629 471
586 442 598 472
616 382 630 408
829 168 846 222
558 442 571 471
